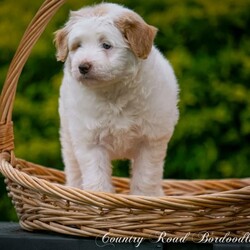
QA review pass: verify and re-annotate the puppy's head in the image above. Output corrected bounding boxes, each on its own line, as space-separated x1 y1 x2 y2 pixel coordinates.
54 3 157 87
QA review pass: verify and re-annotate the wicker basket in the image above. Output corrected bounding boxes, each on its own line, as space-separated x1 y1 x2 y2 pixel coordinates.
1 0 250 241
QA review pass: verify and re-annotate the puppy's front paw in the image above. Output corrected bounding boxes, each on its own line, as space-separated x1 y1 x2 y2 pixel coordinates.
130 187 165 197
83 182 115 193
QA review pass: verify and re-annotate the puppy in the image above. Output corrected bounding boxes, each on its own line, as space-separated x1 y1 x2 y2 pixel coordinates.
54 3 179 196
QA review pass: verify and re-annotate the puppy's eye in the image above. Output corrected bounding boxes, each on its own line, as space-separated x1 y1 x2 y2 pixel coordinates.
102 43 112 50
71 42 81 51
75 43 82 49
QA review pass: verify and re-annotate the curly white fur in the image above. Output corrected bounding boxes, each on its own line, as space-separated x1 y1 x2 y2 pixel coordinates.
55 3 179 196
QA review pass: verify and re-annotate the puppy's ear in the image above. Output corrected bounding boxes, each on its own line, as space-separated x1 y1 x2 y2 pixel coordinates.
54 28 68 62
115 12 158 59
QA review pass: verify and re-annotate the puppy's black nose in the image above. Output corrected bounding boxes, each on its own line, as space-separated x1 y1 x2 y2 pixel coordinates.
79 63 92 75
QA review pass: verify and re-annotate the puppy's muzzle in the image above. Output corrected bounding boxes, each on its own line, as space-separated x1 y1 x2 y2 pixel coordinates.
79 63 92 75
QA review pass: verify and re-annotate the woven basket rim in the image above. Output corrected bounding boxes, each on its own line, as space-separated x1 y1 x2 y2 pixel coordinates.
1 157 250 210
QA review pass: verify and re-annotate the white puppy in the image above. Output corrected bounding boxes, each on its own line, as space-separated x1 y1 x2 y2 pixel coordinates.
54 3 179 196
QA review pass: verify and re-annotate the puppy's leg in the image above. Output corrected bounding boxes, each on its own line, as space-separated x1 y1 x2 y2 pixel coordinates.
60 126 82 188
130 138 168 196
75 146 114 193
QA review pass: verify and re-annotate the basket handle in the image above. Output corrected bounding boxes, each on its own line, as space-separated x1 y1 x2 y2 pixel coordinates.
0 0 65 158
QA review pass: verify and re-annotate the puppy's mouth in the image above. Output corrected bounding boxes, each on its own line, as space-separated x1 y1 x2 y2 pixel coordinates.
74 71 116 88
77 74 101 84
72 64 117 87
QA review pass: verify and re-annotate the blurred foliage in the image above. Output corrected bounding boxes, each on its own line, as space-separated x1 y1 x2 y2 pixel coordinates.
1 0 250 221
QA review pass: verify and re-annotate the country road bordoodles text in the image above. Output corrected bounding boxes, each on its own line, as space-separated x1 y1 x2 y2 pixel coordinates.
95 231 250 247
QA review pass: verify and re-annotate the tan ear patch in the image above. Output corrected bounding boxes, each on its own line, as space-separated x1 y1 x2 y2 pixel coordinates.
54 28 68 62
115 12 158 59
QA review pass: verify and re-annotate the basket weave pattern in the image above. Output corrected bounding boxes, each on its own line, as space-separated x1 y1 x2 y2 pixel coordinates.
1 0 250 240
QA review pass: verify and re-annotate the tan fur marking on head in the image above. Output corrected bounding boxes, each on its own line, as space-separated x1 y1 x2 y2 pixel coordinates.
70 4 109 19
54 28 69 62
92 5 109 16
54 5 109 63
115 12 158 59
